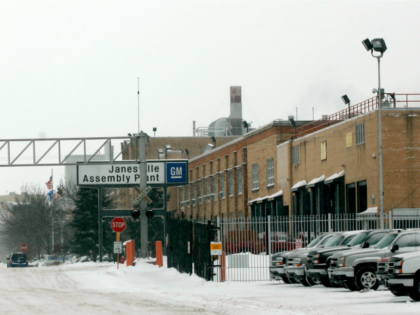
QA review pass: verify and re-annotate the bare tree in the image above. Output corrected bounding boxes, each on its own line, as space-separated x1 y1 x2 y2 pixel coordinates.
0 184 70 258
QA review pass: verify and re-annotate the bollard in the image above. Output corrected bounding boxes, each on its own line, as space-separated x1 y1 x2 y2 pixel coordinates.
221 251 226 282
156 241 163 267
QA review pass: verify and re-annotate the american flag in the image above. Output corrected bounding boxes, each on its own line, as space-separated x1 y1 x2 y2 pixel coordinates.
45 176 53 190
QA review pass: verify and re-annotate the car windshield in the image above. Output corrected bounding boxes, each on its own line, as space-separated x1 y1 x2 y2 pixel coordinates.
373 233 398 249
346 232 369 246
307 235 324 248
323 235 344 247
341 234 356 245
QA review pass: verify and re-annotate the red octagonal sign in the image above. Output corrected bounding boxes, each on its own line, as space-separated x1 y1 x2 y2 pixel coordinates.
111 217 127 233
21 244 27 252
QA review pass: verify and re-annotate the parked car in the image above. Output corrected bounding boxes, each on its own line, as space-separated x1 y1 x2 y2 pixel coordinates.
270 233 336 283
7 252 29 268
306 230 391 287
329 229 420 291
286 230 361 286
381 251 420 300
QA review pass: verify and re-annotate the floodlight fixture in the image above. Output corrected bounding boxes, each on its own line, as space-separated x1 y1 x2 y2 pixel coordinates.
371 38 387 53
362 38 373 51
153 127 157 136
341 95 350 105
288 115 296 127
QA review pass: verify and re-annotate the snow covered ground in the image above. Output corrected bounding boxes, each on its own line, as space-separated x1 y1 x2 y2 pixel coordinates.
0 259 419 315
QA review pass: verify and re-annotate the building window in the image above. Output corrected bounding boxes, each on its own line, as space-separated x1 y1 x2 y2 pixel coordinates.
213 176 217 200
181 188 184 202
267 158 274 186
238 168 243 194
321 141 327 160
252 163 259 190
193 185 197 203
199 181 203 203
229 172 234 196
187 186 190 201
356 123 365 145
292 146 299 165
206 179 210 196
221 173 225 198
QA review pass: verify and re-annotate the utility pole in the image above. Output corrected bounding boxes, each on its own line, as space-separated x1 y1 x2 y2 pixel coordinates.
139 132 148 258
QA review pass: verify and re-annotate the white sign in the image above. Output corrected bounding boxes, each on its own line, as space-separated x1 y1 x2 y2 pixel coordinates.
114 242 123 254
295 239 303 249
210 242 223 255
77 162 164 186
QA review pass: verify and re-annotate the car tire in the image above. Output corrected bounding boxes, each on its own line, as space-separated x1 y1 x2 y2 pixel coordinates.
390 289 409 297
409 275 420 301
355 267 380 291
345 281 359 291
300 274 317 287
321 278 333 287
281 276 292 284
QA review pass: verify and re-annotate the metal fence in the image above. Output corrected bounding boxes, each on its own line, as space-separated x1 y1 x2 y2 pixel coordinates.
214 213 420 282
167 217 217 280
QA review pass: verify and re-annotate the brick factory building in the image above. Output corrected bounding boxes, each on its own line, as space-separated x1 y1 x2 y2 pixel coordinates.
176 93 420 220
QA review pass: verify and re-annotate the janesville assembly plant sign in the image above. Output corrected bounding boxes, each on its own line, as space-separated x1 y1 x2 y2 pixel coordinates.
77 160 188 187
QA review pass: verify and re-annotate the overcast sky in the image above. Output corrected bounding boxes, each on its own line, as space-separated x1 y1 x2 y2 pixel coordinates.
1 0 419 194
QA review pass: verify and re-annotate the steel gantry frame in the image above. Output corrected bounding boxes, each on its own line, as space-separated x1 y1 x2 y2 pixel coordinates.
0 136 134 167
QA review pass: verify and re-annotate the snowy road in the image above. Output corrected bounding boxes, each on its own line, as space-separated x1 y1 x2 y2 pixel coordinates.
0 260 419 315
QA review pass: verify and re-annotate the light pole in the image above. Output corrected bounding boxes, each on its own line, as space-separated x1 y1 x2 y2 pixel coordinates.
362 38 387 229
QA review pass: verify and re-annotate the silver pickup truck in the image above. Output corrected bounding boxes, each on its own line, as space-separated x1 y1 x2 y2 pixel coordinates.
306 230 390 287
269 233 335 284
328 229 420 291
285 231 360 286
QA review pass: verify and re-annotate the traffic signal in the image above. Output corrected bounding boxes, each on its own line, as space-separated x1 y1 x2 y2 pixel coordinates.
132 209 140 219
146 209 154 219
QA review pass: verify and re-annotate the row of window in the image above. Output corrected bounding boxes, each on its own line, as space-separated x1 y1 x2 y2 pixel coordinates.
180 168 244 205
293 123 366 164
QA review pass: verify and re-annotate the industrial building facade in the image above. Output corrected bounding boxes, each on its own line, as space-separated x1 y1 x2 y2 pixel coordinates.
176 95 420 220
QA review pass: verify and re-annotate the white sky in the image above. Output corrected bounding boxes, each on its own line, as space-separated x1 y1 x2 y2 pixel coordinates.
1 1 420 194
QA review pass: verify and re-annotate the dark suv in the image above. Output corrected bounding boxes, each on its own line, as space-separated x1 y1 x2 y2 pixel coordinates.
7 252 29 268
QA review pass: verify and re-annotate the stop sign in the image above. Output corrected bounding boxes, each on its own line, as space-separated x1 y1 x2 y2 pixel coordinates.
21 244 27 252
111 217 127 233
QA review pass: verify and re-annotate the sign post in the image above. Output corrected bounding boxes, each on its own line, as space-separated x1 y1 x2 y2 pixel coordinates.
111 221 126 269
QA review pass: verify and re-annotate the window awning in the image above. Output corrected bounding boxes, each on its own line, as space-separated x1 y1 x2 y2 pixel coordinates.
291 180 307 192
357 207 377 216
248 197 263 205
306 175 325 188
268 190 283 201
324 171 345 184
247 190 283 205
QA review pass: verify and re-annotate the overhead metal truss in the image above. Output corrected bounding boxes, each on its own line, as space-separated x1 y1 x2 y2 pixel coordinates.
0 136 135 167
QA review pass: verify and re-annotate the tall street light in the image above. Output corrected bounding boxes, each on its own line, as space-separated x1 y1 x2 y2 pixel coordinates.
362 38 387 229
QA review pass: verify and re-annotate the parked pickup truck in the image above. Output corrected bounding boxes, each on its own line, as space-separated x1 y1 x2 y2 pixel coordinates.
306 230 391 287
270 233 335 284
285 231 361 286
385 251 420 300
329 229 420 291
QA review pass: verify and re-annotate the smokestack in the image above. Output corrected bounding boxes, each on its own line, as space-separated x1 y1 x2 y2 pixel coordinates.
230 86 242 135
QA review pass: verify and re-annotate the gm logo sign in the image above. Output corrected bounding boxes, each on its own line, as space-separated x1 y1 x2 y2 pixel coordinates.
166 162 187 184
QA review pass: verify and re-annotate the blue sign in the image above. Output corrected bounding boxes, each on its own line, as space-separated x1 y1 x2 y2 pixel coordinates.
166 162 187 184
